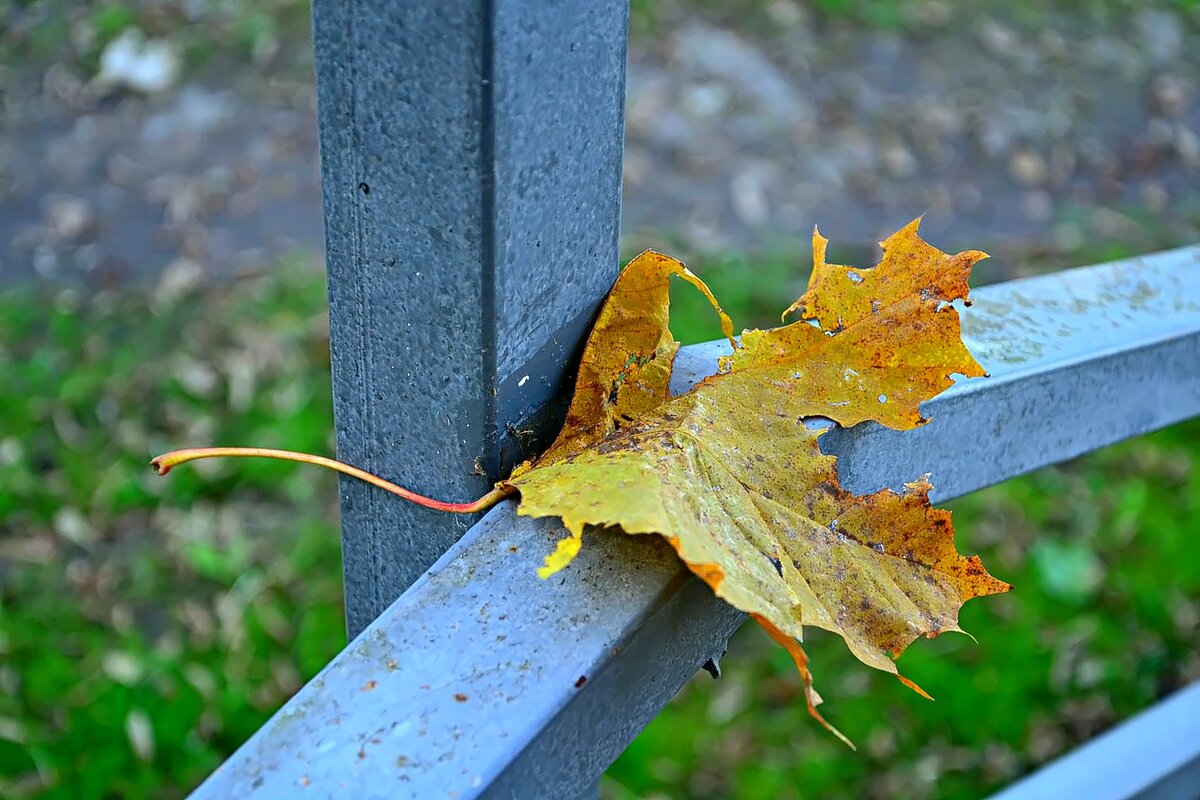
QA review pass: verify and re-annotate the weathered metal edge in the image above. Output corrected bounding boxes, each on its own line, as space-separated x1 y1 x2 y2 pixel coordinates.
189 246 1200 799
986 682 1200 800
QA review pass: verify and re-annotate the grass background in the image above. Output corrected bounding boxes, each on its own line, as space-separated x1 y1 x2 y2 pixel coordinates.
1 243 1197 799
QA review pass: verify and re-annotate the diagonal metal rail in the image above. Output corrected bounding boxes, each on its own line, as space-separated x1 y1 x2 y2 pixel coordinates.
188 247 1200 799
987 681 1200 800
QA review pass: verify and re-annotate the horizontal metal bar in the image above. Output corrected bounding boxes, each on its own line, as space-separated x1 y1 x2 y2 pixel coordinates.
673 245 1200 501
987 682 1200 800
189 246 1200 799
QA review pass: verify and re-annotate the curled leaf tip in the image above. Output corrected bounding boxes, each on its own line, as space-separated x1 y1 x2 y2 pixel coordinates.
949 625 979 645
897 674 934 701
754 614 855 750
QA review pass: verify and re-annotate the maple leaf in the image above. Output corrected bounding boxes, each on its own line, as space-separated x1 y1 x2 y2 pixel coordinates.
502 219 1010 741
150 218 1010 744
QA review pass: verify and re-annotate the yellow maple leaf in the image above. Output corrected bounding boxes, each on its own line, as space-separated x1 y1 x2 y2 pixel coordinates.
150 218 1010 745
503 218 1010 742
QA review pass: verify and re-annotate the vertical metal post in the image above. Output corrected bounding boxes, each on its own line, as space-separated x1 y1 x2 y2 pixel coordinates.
312 0 628 635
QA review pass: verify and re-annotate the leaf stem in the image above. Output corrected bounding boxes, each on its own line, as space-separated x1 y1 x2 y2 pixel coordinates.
150 447 514 513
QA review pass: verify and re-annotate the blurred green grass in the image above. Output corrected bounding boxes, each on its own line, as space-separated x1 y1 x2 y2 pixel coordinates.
2 0 315 77
1 248 1197 799
0 263 346 798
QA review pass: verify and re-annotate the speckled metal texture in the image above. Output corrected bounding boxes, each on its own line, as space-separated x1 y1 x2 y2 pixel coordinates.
190 248 1199 798
312 0 628 635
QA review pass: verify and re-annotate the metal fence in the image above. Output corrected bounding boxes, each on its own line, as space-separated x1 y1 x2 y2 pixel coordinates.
187 2 1200 798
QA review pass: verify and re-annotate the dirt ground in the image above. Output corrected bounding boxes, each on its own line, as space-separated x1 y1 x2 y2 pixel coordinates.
3 3 1200 286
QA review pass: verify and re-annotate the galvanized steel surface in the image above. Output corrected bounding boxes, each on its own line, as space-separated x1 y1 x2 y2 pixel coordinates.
313 0 629 635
